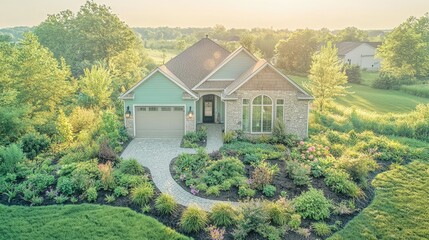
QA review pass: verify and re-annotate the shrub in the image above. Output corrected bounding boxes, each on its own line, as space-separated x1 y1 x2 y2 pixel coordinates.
131 183 154 206
21 133 50 159
288 214 302 230
251 162 278 189
285 161 311 186
0 144 25 175
295 227 311 238
30 196 44 206
54 194 68 204
174 148 209 182
262 184 276 197
337 152 378 182
207 225 226 240
344 64 361 84
105 194 116 203
24 173 55 193
232 200 274 240
117 174 148 189
223 131 237 143
293 188 332 220
56 176 75 195
180 204 208 233
273 118 286 138
155 193 178 215
206 185 221 196
372 74 400 89
238 184 256 198
45 189 57 199
98 140 117 164
312 222 332 237
324 168 363 198
243 153 266 165
68 106 99 134
119 158 144 175
98 162 116 190
113 186 129 197
333 200 356 215
86 186 98 202
70 196 78 203
265 198 293 226
210 203 237 227
202 157 245 187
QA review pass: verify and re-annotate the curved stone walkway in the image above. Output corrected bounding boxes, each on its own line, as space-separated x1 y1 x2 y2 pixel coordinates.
121 125 237 211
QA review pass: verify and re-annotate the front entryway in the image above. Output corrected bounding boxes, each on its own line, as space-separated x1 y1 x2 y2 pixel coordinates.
134 106 184 138
203 95 215 123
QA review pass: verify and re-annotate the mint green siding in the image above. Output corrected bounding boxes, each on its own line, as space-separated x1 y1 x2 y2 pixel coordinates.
124 71 194 114
210 51 256 80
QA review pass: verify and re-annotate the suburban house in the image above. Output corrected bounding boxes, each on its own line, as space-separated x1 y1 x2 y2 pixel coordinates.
337 42 381 71
119 37 313 139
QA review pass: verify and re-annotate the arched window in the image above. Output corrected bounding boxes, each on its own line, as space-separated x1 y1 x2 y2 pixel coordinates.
251 95 273 133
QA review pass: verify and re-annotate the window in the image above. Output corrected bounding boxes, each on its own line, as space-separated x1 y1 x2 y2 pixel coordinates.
251 95 273 133
161 107 171 111
173 107 183 111
148 107 158 111
276 99 284 120
242 99 250 132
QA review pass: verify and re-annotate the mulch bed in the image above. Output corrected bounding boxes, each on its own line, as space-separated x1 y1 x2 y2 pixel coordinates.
170 155 394 239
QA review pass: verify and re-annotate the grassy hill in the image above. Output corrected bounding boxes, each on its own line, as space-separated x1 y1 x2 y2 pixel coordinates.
0 204 189 240
288 74 429 113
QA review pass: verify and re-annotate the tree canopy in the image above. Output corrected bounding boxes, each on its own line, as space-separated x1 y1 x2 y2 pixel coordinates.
275 29 320 73
376 14 429 80
34 1 152 89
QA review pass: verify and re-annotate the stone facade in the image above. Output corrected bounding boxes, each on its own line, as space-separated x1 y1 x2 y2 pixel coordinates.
186 117 196 133
125 118 134 136
225 90 310 139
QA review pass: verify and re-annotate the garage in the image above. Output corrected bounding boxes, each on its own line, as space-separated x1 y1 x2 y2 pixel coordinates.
134 106 185 138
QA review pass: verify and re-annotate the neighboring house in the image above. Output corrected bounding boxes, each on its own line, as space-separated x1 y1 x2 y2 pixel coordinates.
337 42 381 71
119 37 313 139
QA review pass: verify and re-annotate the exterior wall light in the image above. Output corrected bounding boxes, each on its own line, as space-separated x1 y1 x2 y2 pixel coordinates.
125 106 132 118
187 106 194 120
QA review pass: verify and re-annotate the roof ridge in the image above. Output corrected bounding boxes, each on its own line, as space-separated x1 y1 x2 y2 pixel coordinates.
164 38 230 67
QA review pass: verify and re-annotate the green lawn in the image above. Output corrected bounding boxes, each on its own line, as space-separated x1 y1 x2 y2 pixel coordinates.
330 161 429 240
0 204 189 240
360 71 379 86
146 48 178 65
288 75 429 113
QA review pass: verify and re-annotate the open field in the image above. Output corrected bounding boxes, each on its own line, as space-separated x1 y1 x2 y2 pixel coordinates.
288 75 429 113
146 48 179 65
0 204 189 240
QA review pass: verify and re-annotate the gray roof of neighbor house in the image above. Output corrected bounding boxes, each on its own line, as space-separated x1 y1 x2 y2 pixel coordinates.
336 42 382 56
164 38 230 89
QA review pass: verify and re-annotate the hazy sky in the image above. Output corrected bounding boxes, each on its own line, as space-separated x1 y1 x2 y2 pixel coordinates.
1 0 428 29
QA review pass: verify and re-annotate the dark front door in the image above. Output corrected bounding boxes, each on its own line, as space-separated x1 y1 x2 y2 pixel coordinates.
203 95 215 123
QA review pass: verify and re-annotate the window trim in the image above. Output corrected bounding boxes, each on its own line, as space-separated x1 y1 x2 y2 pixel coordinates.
275 98 285 121
241 98 250 132
250 95 273 134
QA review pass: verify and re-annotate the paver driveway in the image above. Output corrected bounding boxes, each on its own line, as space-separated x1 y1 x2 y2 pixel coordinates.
121 132 237 211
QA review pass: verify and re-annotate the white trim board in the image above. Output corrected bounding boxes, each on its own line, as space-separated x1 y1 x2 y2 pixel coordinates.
192 47 258 90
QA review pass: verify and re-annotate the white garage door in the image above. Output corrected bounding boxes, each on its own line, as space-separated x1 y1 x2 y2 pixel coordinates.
135 106 184 138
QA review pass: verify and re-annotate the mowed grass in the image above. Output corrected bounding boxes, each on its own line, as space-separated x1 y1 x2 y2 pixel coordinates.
288 75 429 113
330 161 429 240
146 48 179 65
0 204 189 240
360 71 379 86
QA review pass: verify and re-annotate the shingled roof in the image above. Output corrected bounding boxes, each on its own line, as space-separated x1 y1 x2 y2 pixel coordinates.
336 42 381 56
164 38 230 89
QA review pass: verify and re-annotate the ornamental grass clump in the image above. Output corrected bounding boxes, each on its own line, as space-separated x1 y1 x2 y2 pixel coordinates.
155 193 178 215
210 203 238 227
180 204 208 233
131 183 154 207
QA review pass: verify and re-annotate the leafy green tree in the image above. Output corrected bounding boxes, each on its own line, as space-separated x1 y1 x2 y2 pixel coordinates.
306 42 349 111
376 15 429 80
56 110 73 144
79 65 113 108
335 27 368 42
240 32 257 53
275 29 320 73
34 0 151 83
12 33 73 115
